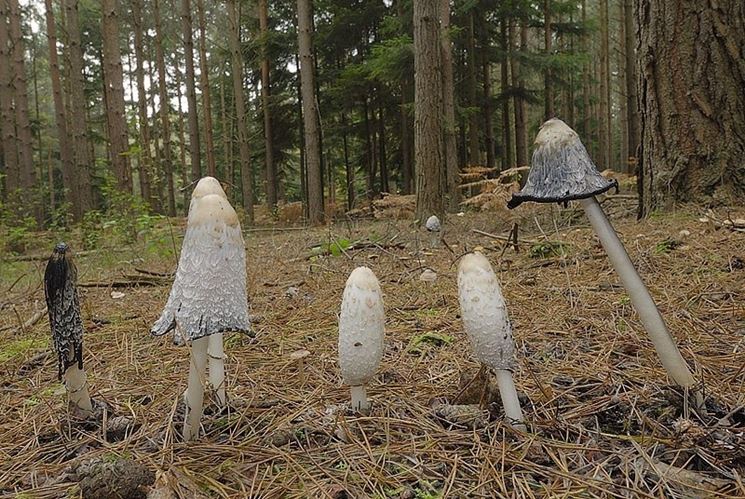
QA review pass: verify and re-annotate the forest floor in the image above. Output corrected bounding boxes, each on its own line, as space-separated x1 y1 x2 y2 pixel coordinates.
0 198 744 498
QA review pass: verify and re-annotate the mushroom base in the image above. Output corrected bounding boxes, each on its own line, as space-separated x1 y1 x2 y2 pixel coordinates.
350 385 370 413
64 364 93 417
494 369 525 431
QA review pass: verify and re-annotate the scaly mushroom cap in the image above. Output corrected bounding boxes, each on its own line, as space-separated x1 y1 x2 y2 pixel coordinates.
151 194 250 341
457 253 515 371
507 118 617 208
44 242 84 380
338 267 385 386
425 215 441 232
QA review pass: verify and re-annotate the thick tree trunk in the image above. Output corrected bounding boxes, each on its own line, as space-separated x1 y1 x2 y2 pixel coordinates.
154 0 175 215
8 0 36 201
258 0 277 209
413 0 445 220
297 0 323 224
637 0 745 215
196 0 216 178
44 0 75 212
625 0 640 173
0 4 18 196
64 0 92 216
101 0 131 192
228 0 254 222
132 0 152 207
440 0 459 210
512 21 528 168
182 0 201 182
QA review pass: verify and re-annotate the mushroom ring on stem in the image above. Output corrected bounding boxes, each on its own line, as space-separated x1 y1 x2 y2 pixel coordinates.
507 118 702 410
338 267 385 413
457 252 525 430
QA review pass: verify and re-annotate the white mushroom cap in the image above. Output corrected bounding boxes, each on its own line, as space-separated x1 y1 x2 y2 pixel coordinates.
151 193 250 341
425 215 441 232
457 253 515 371
338 267 385 387
192 176 227 201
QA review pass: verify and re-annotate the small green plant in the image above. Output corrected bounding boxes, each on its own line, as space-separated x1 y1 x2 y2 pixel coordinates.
654 238 682 254
529 240 570 258
310 238 353 257
407 332 453 355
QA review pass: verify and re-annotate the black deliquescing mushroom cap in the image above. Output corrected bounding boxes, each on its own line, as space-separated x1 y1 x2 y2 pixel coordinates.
507 118 618 209
44 242 84 380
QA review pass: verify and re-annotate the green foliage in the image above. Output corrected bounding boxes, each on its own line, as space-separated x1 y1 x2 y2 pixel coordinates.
0 337 48 363
0 216 37 253
408 332 453 355
310 238 353 257
654 238 683 254
529 240 570 258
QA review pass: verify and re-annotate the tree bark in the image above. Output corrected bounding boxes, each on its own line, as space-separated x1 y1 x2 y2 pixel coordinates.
182 0 201 182
377 92 388 194
175 61 189 211
582 0 590 141
154 0 175 215
637 0 745 214
598 0 611 170
44 0 75 212
624 0 640 173
413 0 445 219
0 3 18 196
500 18 512 171
8 0 36 199
258 0 277 209
64 0 93 216
341 112 354 209
440 0 458 210
618 0 629 172
101 0 131 192
400 77 414 194
196 0 216 178
466 11 479 166
132 0 152 206
228 0 254 222
543 0 554 119
482 48 494 170
297 0 323 224
512 21 528 168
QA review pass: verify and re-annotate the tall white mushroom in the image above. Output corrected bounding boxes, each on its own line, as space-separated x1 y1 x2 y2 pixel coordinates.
151 183 249 440
457 252 525 430
44 243 94 417
338 267 385 412
508 118 702 409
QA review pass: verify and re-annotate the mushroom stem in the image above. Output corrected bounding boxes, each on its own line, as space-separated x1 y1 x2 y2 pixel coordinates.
580 197 703 407
183 337 209 440
350 385 370 412
429 232 441 249
494 369 525 431
208 333 226 407
64 362 93 416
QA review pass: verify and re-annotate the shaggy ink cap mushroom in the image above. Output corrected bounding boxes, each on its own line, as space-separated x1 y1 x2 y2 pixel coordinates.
425 215 441 232
151 192 250 342
507 118 617 209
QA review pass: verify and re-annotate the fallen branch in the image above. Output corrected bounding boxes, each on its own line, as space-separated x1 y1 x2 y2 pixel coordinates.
133 267 175 278
472 229 538 245
79 279 164 288
0 306 47 334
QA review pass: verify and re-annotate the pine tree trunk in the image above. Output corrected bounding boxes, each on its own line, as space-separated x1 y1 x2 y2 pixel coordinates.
44 0 75 212
543 0 554 119
500 19 512 171
228 0 254 222
0 4 19 197
599 0 611 170
512 21 528 168
400 77 414 194
196 0 216 178
175 63 189 211
154 0 175 215
8 0 36 201
482 49 495 169
101 0 131 192
466 12 479 167
341 112 354 209
182 0 201 182
618 0 629 173
581 0 591 141
377 93 388 194
440 0 459 210
132 0 152 207
258 0 277 209
624 0 639 173
637 0 745 214
363 98 375 200
297 0 323 224
413 0 444 220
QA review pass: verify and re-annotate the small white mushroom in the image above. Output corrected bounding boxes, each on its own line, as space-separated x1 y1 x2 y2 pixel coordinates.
152 179 250 440
338 267 385 412
419 268 438 283
290 349 311 382
457 252 525 430
425 215 442 248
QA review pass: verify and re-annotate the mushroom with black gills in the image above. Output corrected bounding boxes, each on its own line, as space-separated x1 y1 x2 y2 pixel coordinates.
508 118 702 409
44 242 94 417
338 266 385 412
457 252 525 430
151 177 250 440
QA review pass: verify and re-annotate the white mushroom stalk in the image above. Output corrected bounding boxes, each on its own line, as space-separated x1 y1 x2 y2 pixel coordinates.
508 118 702 409
457 252 525 430
338 267 385 412
44 243 94 417
152 178 250 440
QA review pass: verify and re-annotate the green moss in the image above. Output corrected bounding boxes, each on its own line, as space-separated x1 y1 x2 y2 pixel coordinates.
0 337 48 363
529 240 570 258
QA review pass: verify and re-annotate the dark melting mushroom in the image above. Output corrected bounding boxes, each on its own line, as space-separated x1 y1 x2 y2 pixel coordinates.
508 118 703 409
44 243 94 416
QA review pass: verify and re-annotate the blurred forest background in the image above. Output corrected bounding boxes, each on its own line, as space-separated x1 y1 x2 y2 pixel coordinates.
0 0 743 238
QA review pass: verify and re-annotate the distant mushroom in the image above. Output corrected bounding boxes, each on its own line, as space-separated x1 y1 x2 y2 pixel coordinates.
338 267 385 412
457 252 525 430
290 349 311 382
425 215 442 248
151 186 250 440
44 243 94 417
508 118 702 408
